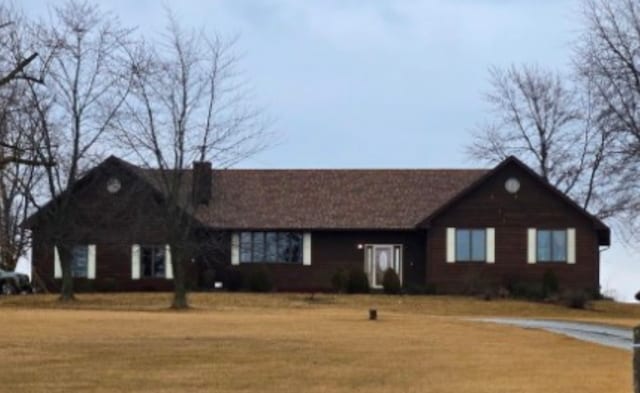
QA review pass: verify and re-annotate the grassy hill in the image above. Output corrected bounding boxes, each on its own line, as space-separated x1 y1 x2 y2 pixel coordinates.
0 293 635 392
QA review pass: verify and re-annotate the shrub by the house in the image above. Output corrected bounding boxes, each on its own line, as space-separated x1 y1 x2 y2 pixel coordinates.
382 268 401 294
560 289 589 309
331 268 348 293
346 268 369 294
507 280 545 301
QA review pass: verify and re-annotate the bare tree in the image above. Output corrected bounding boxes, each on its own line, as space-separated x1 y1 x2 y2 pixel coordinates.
467 64 627 220
0 5 53 169
0 88 43 270
25 0 134 301
0 5 42 89
470 0 640 242
575 0 640 239
118 12 267 309
0 5 51 271
578 0 640 157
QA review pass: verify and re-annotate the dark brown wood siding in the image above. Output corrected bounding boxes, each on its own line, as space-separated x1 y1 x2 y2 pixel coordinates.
426 163 601 293
201 230 426 291
30 162 195 292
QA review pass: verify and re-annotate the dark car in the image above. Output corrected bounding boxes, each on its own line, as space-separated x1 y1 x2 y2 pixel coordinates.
0 268 32 295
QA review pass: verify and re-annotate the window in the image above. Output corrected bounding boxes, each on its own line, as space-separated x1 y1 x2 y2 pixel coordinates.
141 246 166 278
537 230 566 262
455 229 486 262
265 232 278 262
71 245 88 278
239 232 303 263
240 233 252 263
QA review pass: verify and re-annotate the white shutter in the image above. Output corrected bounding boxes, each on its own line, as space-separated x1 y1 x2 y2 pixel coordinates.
394 246 403 285
303 232 312 266
54 246 62 279
446 228 456 263
165 245 173 279
131 244 141 279
527 229 537 264
486 228 495 263
365 245 373 276
567 228 576 264
88 245 96 279
231 233 240 266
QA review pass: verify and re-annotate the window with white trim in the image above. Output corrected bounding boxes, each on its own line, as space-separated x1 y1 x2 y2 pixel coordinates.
239 232 302 263
141 245 166 278
536 230 567 262
455 229 486 262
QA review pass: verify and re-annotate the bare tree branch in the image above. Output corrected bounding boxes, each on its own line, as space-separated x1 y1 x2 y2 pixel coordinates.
467 64 618 218
117 9 269 309
23 0 135 301
0 52 42 86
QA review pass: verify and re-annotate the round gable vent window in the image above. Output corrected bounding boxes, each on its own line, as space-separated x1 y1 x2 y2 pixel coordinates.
106 177 122 194
505 177 520 194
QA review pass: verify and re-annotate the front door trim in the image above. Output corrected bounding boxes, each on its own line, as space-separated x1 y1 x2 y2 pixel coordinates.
364 244 403 289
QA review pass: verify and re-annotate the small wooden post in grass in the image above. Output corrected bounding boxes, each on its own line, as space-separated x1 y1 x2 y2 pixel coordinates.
634 325 640 393
369 308 377 321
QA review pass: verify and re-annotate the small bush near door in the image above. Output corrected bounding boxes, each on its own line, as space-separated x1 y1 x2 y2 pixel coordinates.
346 268 370 294
331 268 349 293
382 268 401 295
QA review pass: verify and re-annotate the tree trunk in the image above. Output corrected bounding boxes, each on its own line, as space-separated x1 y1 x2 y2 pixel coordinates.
57 244 76 302
171 248 189 309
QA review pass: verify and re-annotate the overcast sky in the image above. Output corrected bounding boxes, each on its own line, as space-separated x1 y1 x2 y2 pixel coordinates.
19 0 638 301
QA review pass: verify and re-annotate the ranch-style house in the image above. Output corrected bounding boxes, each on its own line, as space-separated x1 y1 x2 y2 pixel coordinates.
25 155 610 293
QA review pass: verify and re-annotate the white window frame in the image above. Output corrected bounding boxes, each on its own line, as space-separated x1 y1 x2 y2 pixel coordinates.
528 228 576 264
446 227 495 263
131 244 172 279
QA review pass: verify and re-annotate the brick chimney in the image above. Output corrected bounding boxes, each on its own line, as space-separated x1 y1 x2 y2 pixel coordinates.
192 161 212 205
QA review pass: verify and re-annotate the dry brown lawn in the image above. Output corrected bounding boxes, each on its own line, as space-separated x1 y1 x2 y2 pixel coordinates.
0 293 636 392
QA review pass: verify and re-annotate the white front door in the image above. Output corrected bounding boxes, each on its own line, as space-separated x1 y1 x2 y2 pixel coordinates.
366 245 402 288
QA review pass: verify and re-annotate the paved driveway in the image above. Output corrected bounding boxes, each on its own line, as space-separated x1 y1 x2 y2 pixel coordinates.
476 318 632 351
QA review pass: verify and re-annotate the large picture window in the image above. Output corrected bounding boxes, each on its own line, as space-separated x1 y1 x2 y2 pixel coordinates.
537 230 567 262
455 229 486 262
141 245 166 278
240 232 302 263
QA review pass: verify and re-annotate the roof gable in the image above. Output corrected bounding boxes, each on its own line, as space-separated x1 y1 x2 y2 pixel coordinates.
23 156 164 229
417 156 610 245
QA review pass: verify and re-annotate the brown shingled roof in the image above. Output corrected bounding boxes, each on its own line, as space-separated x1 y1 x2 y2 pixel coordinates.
183 168 487 230
24 155 609 243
